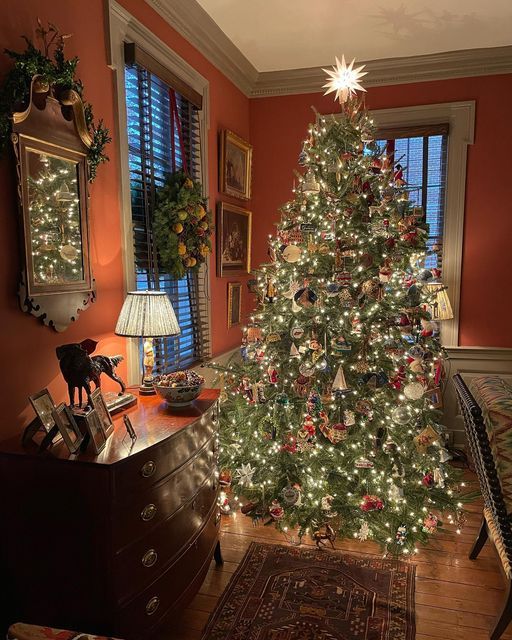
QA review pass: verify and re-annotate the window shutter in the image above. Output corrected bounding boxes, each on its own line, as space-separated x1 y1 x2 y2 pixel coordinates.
124 57 210 373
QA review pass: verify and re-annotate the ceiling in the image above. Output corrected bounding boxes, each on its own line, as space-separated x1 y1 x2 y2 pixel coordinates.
195 0 512 72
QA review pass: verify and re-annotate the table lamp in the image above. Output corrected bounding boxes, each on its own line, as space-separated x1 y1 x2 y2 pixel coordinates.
115 291 180 395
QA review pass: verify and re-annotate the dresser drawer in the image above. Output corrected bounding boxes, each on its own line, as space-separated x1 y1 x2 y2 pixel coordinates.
114 472 218 603
112 402 218 499
116 503 220 639
112 434 216 550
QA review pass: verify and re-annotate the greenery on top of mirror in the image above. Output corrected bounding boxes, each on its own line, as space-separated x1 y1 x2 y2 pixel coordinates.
0 20 110 181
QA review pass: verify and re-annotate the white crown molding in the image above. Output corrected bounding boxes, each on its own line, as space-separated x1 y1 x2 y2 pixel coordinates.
252 47 512 97
144 0 258 96
140 2 512 98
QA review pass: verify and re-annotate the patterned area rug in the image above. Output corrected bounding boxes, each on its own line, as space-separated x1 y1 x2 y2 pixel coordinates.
202 542 415 640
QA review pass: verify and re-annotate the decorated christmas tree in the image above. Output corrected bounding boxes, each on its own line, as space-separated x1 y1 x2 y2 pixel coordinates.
212 57 469 555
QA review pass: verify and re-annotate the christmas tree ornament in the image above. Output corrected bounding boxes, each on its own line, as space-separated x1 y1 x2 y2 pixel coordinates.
294 286 318 307
331 335 352 354
290 325 305 340
267 366 279 385
219 491 233 515
319 418 347 444
422 513 439 534
360 494 384 512
266 332 281 343
302 170 320 195
282 244 302 263
395 525 407 545
282 483 302 506
269 500 285 520
356 521 370 541
321 494 337 516
294 374 311 397
219 469 232 487
59 243 78 263
275 392 290 407
403 381 425 400
299 361 316 377
355 457 374 469
290 342 300 358
414 424 441 453
255 381 267 404
234 463 256 487
306 391 322 413
439 447 452 463
433 467 446 488
332 365 350 392
240 376 255 403
355 399 373 418
338 288 354 307
283 281 301 299
388 483 404 501
322 55 367 104
265 275 277 302
391 405 412 425
344 410 356 426
315 357 328 371
422 471 435 488
313 523 337 549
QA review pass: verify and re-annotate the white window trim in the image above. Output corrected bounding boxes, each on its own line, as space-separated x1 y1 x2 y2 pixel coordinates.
107 0 211 384
368 101 475 346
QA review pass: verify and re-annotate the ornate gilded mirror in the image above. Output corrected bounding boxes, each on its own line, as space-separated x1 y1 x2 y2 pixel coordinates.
11 76 95 330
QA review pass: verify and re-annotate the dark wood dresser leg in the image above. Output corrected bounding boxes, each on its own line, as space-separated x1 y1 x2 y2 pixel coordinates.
214 540 224 566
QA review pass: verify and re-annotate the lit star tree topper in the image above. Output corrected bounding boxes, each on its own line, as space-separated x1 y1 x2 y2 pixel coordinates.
322 55 367 104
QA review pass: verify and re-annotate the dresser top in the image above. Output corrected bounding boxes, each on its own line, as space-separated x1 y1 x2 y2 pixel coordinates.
0 388 220 466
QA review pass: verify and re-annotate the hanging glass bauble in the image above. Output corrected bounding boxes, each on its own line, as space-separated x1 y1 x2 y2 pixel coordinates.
60 243 78 263
299 361 316 377
391 406 412 425
404 381 425 400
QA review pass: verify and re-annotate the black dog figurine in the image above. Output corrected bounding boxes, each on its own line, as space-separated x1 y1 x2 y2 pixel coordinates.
56 339 125 408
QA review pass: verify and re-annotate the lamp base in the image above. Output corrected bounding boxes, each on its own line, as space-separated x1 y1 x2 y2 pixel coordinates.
139 381 156 396
103 391 138 413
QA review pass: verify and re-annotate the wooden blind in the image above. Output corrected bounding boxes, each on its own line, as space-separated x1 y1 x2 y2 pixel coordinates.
376 125 448 273
124 55 209 373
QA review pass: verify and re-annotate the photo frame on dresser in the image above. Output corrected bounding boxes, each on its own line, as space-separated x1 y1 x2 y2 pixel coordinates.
52 403 84 454
83 409 107 454
29 388 56 434
91 388 114 438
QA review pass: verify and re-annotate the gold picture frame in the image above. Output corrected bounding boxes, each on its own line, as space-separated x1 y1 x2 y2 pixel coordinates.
227 282 242 328
219 130 252 200
217 202 252 277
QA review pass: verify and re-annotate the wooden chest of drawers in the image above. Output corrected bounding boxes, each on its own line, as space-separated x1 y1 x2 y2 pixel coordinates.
0 389 220 639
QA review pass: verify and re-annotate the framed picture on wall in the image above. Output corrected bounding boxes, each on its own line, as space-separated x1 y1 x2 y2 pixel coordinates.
227 282 242 328
219 130 252 200
217 202 252 277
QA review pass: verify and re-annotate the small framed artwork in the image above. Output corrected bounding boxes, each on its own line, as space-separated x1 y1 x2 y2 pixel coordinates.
83 409 107 455
227 282 242 328
29 388 56 434
425 386 443 409
217 202 252 277
219 130 252 200
91 388 114 439
52 403 84 454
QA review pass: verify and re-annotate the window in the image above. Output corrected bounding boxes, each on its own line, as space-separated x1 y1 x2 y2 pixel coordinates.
124 51 209 373
376 126 448 272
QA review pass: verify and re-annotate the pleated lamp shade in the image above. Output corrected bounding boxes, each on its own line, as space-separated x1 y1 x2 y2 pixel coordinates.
115 291 181 338
426 283 454 321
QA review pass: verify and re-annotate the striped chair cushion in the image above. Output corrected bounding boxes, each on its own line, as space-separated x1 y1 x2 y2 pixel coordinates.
471 376 512 513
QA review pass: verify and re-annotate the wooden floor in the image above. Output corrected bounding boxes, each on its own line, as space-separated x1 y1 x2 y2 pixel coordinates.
156 473 512 640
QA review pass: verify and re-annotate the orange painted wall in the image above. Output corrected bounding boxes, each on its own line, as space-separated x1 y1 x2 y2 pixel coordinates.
249 74 512 348
0 0 250 438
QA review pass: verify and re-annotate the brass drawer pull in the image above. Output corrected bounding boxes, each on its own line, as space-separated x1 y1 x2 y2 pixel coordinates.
142 548 158 568
141 503 157 522
141 460 156 478
145 596 160 616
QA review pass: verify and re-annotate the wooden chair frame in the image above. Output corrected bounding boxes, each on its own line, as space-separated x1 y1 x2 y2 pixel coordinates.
453 374 512 640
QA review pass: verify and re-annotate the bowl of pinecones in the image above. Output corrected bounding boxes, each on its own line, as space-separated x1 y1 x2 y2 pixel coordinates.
154 370 205 406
